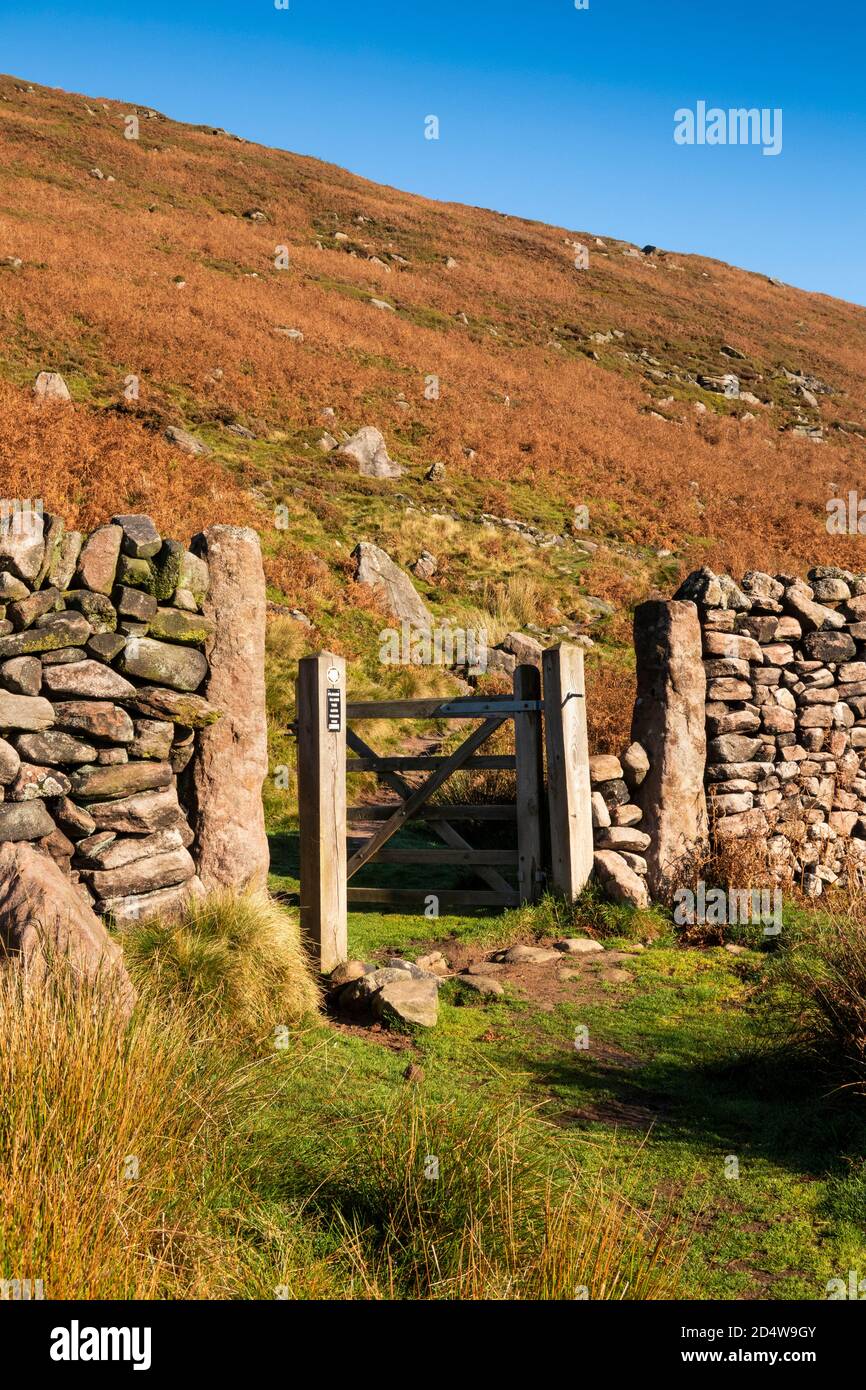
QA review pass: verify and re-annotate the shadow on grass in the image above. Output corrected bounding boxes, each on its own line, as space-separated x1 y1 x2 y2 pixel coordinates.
525 1036 866 1181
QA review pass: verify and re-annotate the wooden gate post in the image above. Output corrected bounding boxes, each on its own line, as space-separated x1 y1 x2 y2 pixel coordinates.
297 651 347 973
513 664 545 903
542 644 594 900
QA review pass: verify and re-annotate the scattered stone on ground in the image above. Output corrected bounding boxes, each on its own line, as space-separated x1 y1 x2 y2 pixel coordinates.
415 950 449 975
458 974 504 996
352 541 432 628
337 426 403 479
164 426 211 456
412 551 437 582
494 943 560 964
33 371 71 403
555 937 604 954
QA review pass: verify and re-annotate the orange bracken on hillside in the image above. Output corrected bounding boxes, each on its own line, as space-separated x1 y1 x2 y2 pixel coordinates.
1 74 866 581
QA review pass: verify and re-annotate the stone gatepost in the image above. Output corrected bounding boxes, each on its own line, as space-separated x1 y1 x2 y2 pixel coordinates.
631 600 708 903
189 525 270 893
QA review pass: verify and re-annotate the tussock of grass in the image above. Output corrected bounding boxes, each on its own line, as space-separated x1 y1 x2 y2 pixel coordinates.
0 884 694 1301
0 963 253 1299
276 1090 690 1299
775 915 866 1092
120 890 320 1036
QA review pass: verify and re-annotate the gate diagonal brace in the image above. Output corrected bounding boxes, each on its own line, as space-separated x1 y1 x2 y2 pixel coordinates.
345 718 511 888
345 728 515 897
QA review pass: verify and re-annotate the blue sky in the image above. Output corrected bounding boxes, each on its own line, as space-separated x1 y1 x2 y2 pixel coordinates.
3 0 865 305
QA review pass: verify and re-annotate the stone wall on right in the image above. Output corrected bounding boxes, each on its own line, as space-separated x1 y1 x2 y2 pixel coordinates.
675 565 866 898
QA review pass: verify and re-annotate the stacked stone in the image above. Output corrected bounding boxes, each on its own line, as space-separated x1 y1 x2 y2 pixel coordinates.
0 511 221 922
676 565 866 897
590 743 652 907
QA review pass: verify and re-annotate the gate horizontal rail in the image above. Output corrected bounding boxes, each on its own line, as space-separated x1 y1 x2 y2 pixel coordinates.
347 888 520 909
346 845 519 866
347 804 518 821
347 754 516 773
346 698 542 719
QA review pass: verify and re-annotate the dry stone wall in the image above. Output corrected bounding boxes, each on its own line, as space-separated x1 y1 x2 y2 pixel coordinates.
589 744 653 908
675 565 866 896
0 510 223 923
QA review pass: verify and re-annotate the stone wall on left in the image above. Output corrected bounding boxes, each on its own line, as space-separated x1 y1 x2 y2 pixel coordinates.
0 509 222 924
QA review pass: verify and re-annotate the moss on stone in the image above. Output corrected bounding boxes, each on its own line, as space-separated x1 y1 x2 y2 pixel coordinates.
116 555 157 593
153 540 183 602
148 607 214 645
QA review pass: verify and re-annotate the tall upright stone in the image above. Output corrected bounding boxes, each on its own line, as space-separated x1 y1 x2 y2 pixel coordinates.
631 600 708 902
188 526 269 892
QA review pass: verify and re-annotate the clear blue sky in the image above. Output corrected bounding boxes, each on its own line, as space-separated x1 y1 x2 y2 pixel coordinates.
3 0 865 305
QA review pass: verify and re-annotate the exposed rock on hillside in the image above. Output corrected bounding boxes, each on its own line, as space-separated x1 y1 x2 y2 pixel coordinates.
338 426 402 479
352 542 432 628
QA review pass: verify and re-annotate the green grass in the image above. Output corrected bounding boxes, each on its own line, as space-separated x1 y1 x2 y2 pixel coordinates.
8 850 864 1298
266 834 866 1299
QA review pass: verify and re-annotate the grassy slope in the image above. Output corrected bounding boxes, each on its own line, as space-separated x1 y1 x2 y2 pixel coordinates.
3 74 866 1300
5 72 866 762
4 76 866 659
262 837 866 1300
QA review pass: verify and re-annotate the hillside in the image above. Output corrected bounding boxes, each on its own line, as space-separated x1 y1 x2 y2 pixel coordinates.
5 73 866 1313
3 72 866 743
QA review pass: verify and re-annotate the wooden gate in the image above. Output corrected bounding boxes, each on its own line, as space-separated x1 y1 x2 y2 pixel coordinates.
296 645 593 972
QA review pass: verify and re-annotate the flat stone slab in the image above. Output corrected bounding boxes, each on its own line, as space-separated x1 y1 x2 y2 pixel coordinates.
130 686 220 727
147 607 214 645
593 827 652 854
118 636 207 691
84 786 185 834
0 691 55 732
16 730 97 765
97 875 204 924
70 760 173 800
495 944 560 964
83 845 196 899
42 661 136 700
0 614 91 659
555 938 605 954
589 754 624 783
458 974 504 996
50 700 135 743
